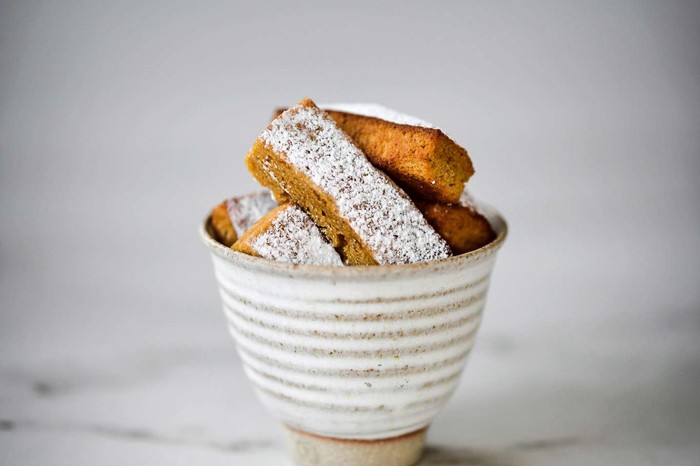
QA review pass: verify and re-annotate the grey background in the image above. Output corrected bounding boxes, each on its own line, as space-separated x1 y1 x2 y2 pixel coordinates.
1 1 699 465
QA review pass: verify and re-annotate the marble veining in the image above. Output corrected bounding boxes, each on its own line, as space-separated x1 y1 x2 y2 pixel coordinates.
0 418 274 453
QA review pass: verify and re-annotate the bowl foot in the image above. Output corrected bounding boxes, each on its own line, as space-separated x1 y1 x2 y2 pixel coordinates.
284 426 427 466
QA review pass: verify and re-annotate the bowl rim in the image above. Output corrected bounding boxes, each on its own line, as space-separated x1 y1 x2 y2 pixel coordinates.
200 201 507 278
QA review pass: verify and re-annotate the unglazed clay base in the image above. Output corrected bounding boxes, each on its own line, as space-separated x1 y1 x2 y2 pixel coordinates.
284 426 427 466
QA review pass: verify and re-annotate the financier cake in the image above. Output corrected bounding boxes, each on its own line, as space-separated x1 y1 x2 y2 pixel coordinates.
416 192 496 255
215 190 492 257
210 191 277 246
217 193 494 257
273 103 473 203
233 204 343 266
246 98 452 266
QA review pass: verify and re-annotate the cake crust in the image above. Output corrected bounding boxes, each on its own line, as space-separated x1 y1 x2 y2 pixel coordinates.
211 201 237 246
416 195 496 255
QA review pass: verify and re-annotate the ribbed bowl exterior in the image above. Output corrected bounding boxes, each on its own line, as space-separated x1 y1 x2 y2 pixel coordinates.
201 204 506 441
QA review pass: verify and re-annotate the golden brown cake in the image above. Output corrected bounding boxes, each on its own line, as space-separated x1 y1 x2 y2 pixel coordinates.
273 103 473 203
233 204 343 266
210 202 237 246
217 190 494 258
416 192 496 255
209 191 277 246
246 98 451 266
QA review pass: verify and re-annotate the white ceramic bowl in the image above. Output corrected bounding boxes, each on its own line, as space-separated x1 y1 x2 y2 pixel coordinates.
201 203 507 466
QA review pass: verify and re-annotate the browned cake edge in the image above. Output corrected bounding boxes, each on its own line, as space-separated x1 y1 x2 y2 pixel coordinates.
210 202 237 247
416 201 496 255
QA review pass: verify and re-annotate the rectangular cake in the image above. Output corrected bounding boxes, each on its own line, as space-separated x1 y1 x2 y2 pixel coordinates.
247 99 452 265
273 103 473 203
233 204 343 266
210 191 278 246
416 192 496 255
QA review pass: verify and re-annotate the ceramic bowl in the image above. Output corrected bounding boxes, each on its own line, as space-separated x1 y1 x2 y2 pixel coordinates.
200 203 507 466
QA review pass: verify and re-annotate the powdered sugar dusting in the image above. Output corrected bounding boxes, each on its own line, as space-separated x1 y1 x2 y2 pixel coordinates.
459 189 486 215
320 102 435 128
250 205 343 266
260 103 451 265
226 191 278 235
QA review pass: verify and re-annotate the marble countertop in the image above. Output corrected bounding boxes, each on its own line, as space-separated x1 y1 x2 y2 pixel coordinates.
2 217 698 465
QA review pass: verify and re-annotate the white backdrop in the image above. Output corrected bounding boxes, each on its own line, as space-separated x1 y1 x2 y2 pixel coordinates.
1 1 699 464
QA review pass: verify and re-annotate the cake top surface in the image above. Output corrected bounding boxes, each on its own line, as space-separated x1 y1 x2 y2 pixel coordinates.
320 102 435 128
259 100 451 265
250 205 343 266
226 191 277 235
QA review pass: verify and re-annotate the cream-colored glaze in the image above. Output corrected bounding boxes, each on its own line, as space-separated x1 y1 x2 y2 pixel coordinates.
200 202 507 442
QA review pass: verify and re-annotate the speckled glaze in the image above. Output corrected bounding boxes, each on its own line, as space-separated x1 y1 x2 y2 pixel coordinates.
200 203 506 445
